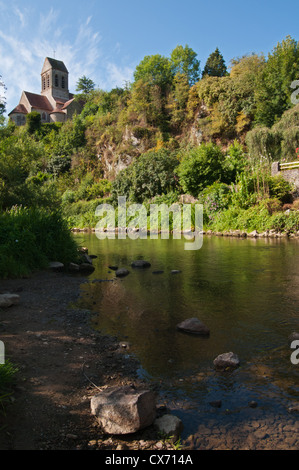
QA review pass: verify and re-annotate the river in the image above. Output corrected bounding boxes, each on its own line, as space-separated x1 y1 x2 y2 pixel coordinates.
73 233 299 446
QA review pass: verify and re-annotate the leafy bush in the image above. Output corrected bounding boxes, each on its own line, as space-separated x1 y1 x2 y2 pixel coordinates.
176 143 224 196
111 149 179 203
198 182 232 223
0 207 79 278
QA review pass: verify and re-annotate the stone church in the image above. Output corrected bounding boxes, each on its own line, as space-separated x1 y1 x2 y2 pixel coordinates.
9 57 81 125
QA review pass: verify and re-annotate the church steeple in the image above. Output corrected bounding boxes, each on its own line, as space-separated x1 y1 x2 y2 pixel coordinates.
41 57 69 104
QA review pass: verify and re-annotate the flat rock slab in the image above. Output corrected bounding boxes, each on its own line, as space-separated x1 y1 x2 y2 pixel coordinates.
177 317 210 336
0 293 20 308
131 260 151 268
48 261 64 272
90 385 156 434
213 352 240 370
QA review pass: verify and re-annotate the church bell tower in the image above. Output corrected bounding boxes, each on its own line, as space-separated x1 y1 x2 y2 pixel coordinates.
41 57 69 106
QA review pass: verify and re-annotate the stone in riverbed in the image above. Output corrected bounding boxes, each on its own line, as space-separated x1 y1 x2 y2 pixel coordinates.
177 317 210 336
90 385 156 434
213 352 240 370
0 293 20 308
115 268 130 278
48 261 64 271
154 414 183 441
131 260 151 268
79 263 95 274
108 265 118 271
288 332 299 344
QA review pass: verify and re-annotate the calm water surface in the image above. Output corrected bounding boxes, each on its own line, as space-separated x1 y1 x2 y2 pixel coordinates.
74 233 299 439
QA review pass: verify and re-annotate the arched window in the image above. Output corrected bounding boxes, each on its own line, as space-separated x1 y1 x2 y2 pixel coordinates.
47 74 50 88
55 74 59 87
61 76 65 89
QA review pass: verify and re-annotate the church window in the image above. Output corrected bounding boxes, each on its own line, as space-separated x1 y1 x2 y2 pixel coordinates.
42 112 46 121
61 76 65 89
47 74 50 88
43 77 46 90
55 74 59 87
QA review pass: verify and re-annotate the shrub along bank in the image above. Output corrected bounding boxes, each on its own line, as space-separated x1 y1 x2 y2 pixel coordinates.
0 207 79 278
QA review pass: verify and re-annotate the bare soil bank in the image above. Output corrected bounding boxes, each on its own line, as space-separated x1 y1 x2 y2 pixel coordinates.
0 270 170 450
0 269 297 451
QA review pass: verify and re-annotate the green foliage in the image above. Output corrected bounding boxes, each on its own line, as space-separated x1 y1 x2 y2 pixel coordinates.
223 140 248 183
0 206 79 278
202 47 227 77
0 74 7 120
170 44 200 85
176 143 224 196
26 111 42 134
0 360 18 412
47 155 71 176
254 36 299 127
76 75 96 94
133 54 173 92
245 126 281 164
0 130 61 210
111 149 179 203
198 182 232 224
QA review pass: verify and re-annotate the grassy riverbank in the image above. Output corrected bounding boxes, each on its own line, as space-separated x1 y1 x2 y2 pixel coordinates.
0 206 79 279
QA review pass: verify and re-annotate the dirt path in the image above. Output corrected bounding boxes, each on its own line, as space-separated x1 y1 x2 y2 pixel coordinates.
0 270 168 450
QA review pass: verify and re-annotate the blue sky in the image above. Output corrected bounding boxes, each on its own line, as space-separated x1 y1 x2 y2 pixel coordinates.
1 0 298 115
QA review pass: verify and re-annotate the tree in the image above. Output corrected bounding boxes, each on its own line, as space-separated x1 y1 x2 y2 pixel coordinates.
0 75 6 124
170 44 200 86
254 36 299 127
202 48 227 77
133 54 173 92
76 75 96 94
111 149 179 203
176 143 225 196
26 111 41 134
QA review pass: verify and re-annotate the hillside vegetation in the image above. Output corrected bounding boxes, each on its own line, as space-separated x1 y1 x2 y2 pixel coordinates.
0 36 299 246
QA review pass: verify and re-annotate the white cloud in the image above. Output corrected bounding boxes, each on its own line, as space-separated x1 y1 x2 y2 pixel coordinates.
105 63 134 89
0 6 133 114
13 6 26 27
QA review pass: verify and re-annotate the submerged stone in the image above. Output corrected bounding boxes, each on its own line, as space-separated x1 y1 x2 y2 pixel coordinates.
131 260 151 268
213 352 240 370
115 268 130 278
177 318 210 336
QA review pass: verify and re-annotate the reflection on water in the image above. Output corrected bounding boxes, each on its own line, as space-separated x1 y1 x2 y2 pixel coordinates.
75 233 299 438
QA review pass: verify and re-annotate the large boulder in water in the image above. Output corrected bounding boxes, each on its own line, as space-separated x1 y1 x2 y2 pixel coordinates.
90 385 156 434
177 317 210 336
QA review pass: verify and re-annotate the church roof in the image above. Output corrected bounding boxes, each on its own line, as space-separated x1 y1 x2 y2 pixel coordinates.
45 57 68 73
8 103 28 115
23 91 53 112
61 98 75 109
